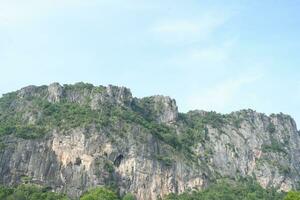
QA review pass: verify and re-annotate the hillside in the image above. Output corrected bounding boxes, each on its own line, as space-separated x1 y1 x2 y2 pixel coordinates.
0 82 300 200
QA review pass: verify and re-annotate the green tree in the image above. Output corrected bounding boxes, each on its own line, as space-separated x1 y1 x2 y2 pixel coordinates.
163 178 285 200
122 193 136 200
284 191 300 200
0 184 68 200
80 187 119 200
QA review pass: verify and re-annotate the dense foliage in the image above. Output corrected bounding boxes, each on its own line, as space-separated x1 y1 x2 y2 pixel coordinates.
80 187 136 200
80 187 119 200
122 193 136 200
284 191 300 200
2 181 298 200
163 178 285 200
0 184 68 200
0 185 135 200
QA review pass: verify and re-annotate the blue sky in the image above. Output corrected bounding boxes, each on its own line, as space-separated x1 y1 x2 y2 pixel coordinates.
0 0 300 126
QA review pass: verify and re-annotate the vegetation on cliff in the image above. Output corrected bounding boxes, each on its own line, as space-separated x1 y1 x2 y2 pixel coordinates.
164 178 285 200
2 180 300 200
0 184 68 200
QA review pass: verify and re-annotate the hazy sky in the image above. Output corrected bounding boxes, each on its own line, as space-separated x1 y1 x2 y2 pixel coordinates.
0 0 300 126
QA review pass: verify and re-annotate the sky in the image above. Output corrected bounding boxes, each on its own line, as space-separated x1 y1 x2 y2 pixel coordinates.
0 0 300 126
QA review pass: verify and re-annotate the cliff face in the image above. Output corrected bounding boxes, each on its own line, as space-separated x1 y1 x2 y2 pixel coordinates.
0 83 299 200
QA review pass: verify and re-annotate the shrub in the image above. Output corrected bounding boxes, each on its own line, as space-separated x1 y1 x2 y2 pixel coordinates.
80 187 119 200
284 191 300 200
267 123 276 133
261 138 287 154
163 178 285 200
122 193 136 200
104 161 115 173
155 155 174 167
0 184 68 200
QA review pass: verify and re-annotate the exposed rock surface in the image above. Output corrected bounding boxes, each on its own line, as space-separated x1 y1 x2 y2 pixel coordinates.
0 83 299 200
48 83 64 103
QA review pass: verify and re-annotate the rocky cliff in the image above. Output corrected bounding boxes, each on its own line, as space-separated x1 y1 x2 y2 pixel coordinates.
0 82 299 200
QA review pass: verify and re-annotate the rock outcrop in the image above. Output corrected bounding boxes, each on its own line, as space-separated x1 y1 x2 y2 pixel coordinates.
0 83 299 200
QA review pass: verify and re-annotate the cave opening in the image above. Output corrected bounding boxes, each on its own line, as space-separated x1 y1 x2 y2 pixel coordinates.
114 154 124 167
74 157 82 166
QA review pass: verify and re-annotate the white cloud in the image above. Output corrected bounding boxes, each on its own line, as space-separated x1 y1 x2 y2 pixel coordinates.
189 39 235 63
186 72 263 112
166 38 237 69
150 11 232 44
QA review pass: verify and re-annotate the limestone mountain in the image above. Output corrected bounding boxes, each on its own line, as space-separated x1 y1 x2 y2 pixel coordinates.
0 82 299 200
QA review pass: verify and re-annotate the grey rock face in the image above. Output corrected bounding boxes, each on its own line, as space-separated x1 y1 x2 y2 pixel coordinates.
151 95 178 123
18 85 38 98
0 84 300 200
135 95 178 124
48 83 64 103
90 85 133 109
204 111 300 191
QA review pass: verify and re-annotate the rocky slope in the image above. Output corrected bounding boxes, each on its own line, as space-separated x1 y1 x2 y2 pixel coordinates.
0 82 299 200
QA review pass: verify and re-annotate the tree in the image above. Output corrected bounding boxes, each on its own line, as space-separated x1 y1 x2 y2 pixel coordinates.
284 191 300 200
80 187 119 200
122 193 136 200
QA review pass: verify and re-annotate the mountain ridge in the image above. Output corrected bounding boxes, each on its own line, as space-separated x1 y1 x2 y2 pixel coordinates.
3 82 297 124
0 82 300 200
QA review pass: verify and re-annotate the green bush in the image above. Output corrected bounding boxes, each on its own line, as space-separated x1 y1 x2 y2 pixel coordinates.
122 193 136 200
0 184 68 200
163 178 285 200
155 155 174 167
104 161 115 173
14 125 47 139
267 123 276 133
284 191 300 200
80 187 119 200
261 138 287 154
